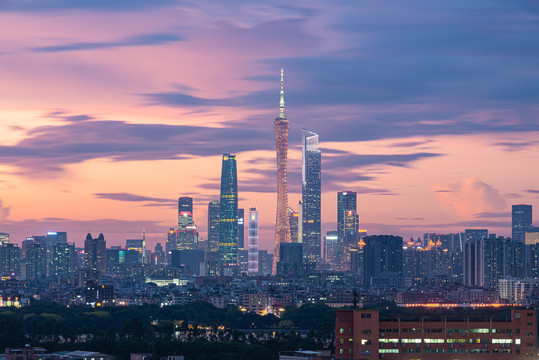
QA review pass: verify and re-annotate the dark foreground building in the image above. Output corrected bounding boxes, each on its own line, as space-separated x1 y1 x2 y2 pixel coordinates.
335 306 537 360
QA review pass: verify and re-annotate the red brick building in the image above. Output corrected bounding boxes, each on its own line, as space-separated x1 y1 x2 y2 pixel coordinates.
335 306 537 360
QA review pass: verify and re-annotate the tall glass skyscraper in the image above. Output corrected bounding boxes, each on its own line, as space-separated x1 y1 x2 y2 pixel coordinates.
337 191 359 270
248 207 259 275
302 129 321 264
273 69 292 275
512 204 532 243
219 154 239 275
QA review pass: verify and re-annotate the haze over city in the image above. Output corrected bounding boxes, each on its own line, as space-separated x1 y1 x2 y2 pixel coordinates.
1 0 538 249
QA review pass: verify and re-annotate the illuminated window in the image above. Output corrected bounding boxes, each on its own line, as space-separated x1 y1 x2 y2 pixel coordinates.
470 328 489 333
339 349 344 355
340 328 344 334
516 339 521 345
379 339 398 343
401 339 422 343
379 349 399 354
492 339 512 344
424 339 444 343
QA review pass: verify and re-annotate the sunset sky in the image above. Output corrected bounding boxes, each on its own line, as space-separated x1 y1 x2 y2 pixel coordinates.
1 0 538 250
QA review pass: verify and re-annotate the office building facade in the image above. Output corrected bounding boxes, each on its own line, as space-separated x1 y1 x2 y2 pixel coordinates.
513 205 532 243
302 129 321 264
336 307 537 360
248 207 259 275
219 154 239 275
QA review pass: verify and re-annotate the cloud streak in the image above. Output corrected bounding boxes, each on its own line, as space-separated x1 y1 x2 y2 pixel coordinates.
30 33 183 53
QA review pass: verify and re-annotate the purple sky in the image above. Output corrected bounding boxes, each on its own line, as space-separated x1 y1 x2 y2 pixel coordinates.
0 0 538 250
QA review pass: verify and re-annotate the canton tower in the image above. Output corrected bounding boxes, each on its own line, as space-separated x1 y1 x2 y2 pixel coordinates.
273 69 291 275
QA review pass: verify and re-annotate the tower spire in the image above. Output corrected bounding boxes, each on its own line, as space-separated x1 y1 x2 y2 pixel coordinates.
279 68 285 118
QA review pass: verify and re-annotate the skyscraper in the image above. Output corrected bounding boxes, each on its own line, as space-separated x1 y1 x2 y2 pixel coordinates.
165 227 176 264
24 242 46 280
208 200 220 253
248 207 259 275
0 243 20 277
302 129 321 263
512 204 532 243
52 242 76 279
273 69 292 275
324 230 339 267
84 233 106 275
219 154 239 275
177 196 198 250
337 191 359 270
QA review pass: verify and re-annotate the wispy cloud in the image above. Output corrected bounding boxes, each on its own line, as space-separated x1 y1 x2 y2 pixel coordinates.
30 33 183 53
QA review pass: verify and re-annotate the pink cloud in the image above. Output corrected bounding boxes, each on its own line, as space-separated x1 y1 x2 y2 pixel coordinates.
432 177 506 218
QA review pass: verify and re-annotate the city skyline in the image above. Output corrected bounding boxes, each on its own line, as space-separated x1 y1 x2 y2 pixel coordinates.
1 1 539 249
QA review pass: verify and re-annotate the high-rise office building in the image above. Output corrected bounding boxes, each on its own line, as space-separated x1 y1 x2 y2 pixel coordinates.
288 208 299 243
324 231 340 267
513 204 532 243
84 233 106 275
363 235 403 287
302 129 321 264
248 207 259 275
165 227 176 265
45 231 67 277
219 154 239 275
238 208 245 249
273 69 292 275
338 191 359 270
177 196 198 250
208 200 220 253
126 239 143 264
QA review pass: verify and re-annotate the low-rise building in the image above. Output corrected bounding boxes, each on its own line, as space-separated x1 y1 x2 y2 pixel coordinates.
335 306 536 360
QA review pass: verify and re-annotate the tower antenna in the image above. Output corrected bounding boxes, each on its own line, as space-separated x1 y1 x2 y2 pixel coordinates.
279 68 285 118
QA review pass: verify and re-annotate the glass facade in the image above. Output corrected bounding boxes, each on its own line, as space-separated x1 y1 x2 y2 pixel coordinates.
302 129 321 264
219 154 238 274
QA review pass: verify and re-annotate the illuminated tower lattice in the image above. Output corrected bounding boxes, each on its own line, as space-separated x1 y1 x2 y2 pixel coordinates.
273 69 292 275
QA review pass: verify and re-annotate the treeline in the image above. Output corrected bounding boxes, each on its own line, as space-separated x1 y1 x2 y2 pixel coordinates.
0 301 336 360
